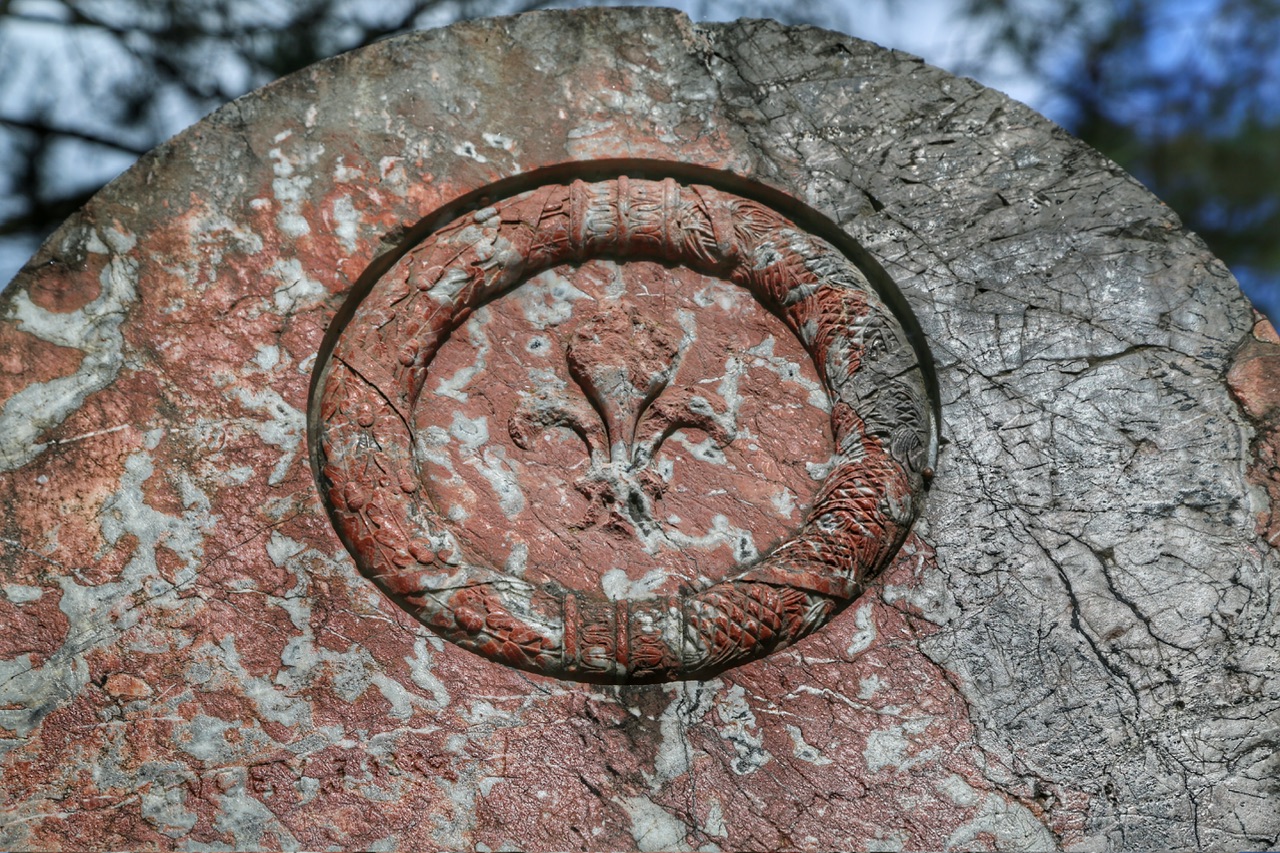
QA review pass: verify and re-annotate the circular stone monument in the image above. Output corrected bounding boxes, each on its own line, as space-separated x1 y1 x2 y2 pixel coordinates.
0 9 1276 851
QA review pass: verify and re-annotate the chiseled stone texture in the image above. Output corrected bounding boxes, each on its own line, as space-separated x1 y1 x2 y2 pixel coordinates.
0 8 1276 851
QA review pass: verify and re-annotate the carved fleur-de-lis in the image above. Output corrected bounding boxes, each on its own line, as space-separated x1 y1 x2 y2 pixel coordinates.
509 303 734 533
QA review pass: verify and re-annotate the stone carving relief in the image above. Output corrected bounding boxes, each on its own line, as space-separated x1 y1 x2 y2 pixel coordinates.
314 174 935 682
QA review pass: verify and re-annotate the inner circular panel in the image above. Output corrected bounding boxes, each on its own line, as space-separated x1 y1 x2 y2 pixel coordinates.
413 258 833 599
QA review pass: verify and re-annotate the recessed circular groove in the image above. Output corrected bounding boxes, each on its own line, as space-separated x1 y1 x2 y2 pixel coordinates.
312 169 937 683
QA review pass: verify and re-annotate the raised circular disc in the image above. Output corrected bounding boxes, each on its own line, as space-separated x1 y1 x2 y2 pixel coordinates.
417 258 834 596
315 174 934 682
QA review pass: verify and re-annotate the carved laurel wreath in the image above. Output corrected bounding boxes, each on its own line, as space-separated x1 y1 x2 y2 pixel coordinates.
316 176 933 683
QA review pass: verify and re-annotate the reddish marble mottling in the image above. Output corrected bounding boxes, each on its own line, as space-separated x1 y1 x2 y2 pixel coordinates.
1227 312 1280 544
0 587 68 668
26 256 105 314
0 324 83 404
0 11 1097 850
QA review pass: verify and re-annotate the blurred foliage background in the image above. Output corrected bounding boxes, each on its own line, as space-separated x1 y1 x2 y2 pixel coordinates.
1 0 1277 322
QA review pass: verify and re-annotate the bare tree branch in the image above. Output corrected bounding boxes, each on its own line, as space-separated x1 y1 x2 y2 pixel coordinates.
0 117 151 156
